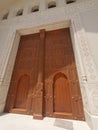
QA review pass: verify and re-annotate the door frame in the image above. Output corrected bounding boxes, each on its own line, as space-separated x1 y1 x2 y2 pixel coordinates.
4 20 85 120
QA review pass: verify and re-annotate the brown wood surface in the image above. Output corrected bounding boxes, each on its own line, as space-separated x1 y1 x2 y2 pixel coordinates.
5 28 85 120
44 28 85 120
4 33 40 115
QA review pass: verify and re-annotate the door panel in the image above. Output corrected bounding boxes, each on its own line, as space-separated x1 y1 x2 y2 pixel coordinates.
14 75 30 109
44 28 73 118
44 28 85 120
53 73 72 117
5 33 40 114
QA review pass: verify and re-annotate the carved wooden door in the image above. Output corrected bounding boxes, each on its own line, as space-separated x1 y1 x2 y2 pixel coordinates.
44 28 85 120
5 28 85 120
5 33 41 115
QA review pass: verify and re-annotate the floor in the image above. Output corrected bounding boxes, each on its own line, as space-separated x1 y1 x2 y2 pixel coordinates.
0 113 91 130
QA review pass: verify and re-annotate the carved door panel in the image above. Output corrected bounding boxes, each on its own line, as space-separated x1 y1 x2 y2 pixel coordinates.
53 73 72 118
5 33 40 115
14 75 30 109
44 28 85 120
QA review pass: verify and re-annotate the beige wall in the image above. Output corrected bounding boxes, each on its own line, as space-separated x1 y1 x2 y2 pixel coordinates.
0 0 98 130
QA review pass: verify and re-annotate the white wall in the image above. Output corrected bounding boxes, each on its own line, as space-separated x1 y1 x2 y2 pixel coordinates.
81 8 98 72
80 8 98 130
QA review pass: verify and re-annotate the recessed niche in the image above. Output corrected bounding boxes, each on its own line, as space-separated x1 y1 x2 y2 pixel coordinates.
2 13 9 20
16 9 23 16
48 1 56 9
31 6 39 13
66 0 76 4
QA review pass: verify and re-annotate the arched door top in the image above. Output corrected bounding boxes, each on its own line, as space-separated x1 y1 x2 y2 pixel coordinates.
53 72 67 81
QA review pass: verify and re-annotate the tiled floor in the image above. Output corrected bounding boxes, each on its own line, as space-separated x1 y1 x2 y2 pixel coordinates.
0 113 91 130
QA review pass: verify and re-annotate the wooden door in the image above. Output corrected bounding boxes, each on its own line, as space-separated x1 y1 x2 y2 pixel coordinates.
5 33 41 115
5 28 85 120
44 28 85 120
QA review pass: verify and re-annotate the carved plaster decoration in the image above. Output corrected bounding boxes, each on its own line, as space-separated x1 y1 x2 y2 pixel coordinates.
71 13 98 82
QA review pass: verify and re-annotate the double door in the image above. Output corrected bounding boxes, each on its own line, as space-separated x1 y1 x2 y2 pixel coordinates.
5 28 85 120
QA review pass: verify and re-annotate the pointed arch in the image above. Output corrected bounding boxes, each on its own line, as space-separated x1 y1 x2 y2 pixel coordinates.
53 72 72 114
14 74 30 109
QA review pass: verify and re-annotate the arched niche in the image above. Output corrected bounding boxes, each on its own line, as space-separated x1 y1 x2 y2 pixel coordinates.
16 9 23 16
48 1 56 9
66 0 76 4
2 12 9 20
31 6 39 13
